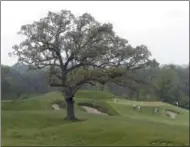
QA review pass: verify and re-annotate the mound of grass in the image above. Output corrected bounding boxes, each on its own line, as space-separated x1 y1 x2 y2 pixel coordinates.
1 90 115 111
75 90 114 100
1 92 64 111
107 100 189 126
2 91 189 146
78 100 119 116
165 109 180 114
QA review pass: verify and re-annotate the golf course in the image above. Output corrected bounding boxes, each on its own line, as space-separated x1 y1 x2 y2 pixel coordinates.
2 90 189 146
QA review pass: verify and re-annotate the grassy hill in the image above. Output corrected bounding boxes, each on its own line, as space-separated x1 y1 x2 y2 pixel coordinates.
2 90 189 146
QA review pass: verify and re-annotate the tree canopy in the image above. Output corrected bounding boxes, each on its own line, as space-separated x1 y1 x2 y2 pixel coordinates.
11 10 159 120
11 10 158 95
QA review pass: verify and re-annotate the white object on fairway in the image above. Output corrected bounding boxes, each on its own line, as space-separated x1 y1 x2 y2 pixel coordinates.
52 104 60 110
176 101 178 107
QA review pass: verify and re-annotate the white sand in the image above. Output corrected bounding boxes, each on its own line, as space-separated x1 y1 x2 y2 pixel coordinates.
80 106 107 115
52 104 60 110
165 110 177 119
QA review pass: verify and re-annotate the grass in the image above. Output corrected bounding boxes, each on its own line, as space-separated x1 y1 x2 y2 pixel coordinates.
107 99 189 126
75 90 114 100
2 90 189 146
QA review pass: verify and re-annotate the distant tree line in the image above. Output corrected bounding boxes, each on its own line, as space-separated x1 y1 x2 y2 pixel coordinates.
1 63 189 109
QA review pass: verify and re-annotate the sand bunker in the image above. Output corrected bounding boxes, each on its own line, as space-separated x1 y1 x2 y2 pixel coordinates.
51 103 108 115
52 104 60 110
80 106 108 115
165 109 179 119
51 100 66 110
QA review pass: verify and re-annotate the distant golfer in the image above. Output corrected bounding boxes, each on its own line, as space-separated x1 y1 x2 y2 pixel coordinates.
133 104 136 110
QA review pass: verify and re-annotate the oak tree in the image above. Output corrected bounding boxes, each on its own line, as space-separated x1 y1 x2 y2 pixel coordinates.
11 10 158 120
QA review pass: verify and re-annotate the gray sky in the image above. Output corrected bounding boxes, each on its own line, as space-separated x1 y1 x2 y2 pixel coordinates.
1 1 189 66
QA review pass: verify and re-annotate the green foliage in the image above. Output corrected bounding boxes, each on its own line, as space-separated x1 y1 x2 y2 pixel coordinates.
1 64 49 100
10 10 158 101
151 65 189 108
2 63 189 110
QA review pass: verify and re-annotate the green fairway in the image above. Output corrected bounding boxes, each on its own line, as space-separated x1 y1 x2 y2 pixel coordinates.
2 90 189 146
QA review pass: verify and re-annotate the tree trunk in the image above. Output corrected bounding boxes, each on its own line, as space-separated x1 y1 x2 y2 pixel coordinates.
65 96 76 120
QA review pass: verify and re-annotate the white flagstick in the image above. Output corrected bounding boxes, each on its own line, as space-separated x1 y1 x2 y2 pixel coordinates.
176 101 178 107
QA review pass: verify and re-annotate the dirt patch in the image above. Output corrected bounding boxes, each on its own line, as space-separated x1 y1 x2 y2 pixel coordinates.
80 106 108 115
165 109 180 119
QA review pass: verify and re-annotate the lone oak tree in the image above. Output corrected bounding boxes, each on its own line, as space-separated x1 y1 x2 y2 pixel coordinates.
11 10 158 120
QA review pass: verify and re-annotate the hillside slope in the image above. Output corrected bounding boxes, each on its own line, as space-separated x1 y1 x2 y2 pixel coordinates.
2 90 189 146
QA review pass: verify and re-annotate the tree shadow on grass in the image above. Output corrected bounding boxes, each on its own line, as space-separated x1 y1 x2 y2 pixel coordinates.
63 117 87 123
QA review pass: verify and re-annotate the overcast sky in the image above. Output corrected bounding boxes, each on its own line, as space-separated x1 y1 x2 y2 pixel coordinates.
1 1 189 66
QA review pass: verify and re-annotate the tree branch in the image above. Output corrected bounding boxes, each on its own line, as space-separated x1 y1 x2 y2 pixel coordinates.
50 83 65 87
114 82 138 91
63 53 74 70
